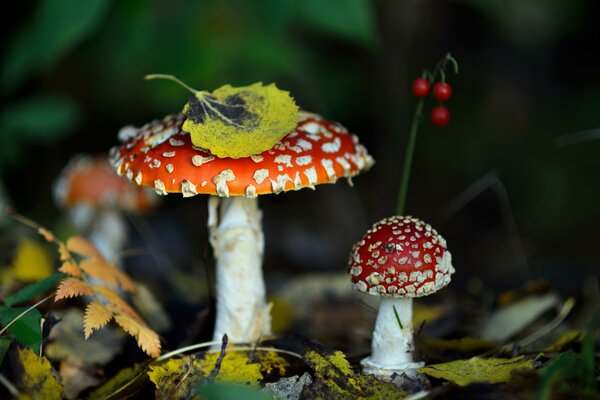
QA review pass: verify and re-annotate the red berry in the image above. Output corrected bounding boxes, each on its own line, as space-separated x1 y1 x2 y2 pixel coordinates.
431 105 450 127
412 78 430 97
433 82 452 101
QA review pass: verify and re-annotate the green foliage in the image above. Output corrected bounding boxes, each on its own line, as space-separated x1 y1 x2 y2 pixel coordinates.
0 94 80 170
2 0 112 91
0 336 10 365
194 382 273 400
4 272 66 307
296 0 377 46
0 305 42 350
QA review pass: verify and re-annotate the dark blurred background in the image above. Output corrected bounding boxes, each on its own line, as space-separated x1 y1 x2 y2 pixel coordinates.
1 0 599 302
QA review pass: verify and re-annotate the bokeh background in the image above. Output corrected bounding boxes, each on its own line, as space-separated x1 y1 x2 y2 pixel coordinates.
1 0 599 335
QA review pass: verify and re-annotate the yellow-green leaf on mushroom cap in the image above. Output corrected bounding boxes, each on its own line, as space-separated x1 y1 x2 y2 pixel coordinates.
182 82 298 159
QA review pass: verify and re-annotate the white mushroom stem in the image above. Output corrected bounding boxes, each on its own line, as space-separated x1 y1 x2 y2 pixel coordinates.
208 196 271 344
69 205 127 263
361 297 424 377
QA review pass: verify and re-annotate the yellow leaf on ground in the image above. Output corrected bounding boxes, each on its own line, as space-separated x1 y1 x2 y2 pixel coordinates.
89 364 147 400
303 350 407 399
148 351 263 400
198 351 263 384
114 313 161 358
15 347 63 399
84 300 113 339
542 330 582 353
419 356 535 386
55 278 93 301
12 239 53 282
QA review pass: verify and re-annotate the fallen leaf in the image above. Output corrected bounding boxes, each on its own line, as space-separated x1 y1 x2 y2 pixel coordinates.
59 359 102 399
13 347 62 399
303 349 407 399
4 272 65 306
89 363 148 400
12 239 53 282
419 356 535 386
479 293 560 341
46 309 125 366
148 351 264 400
264 372 312 400
542 330 582 353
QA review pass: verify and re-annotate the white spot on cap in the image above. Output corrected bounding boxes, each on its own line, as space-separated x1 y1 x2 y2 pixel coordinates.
154 179 167 195
321 137 341 153
169 138 185 147
293 172 302 190
126 169 133 181
304 167 318 186
250 154 264 163
336 157 351 175
118 125 138 142
295 155 312 166
181 180 197 197
303 122 320 134
213 169 235 197
253 169 269 185
275 154 292 167
192 155 215 166
321 159 337 182
135 172 143 185
270 174 291 194
166 164 174 173
245 184 257 198
296 138 312 150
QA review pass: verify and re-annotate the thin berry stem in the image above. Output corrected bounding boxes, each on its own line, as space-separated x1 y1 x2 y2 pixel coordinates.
396 96 424 216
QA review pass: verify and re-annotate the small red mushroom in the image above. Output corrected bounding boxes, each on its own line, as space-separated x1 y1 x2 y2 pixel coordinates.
110 110 374 343
54 154 158 261
348 216 454 380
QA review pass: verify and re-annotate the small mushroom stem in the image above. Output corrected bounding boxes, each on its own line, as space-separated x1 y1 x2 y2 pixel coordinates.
69 206 127 264
361 297 424 377
208 196 271 344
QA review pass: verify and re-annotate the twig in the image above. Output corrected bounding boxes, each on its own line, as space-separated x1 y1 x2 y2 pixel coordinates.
156 341 302 362
0 373 18 396
207 334 228 381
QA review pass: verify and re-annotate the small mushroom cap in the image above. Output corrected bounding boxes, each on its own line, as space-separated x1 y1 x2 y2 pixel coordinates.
348 216 455 298
109 111 374 198
54 154 159 212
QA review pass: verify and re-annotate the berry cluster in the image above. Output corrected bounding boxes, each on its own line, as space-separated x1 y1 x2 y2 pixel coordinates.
412 78 453 127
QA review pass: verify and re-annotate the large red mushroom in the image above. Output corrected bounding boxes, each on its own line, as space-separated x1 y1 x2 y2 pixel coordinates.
348 216 455 380
110 110 373 343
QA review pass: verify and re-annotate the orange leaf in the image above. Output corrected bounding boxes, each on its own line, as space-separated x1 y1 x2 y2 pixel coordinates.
59 260 82 277
58 243 71 262
92 285 142 321
112 267 137 293
84 300 113 339
66 236 102 259
114 313 161 358
80 259 119 287
37 227 55 242
55 278 93 301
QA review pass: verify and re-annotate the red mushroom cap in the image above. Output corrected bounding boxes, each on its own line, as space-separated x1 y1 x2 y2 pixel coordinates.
54 154 158 212
109 111 373 197
348 216 455 298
